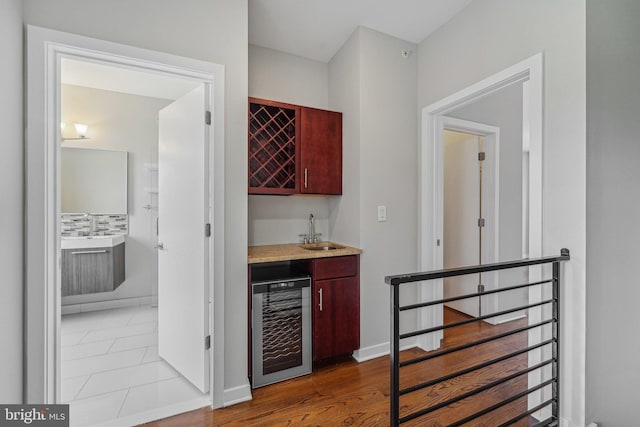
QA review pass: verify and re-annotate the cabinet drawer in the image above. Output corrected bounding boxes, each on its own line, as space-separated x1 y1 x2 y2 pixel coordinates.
313 255 357 281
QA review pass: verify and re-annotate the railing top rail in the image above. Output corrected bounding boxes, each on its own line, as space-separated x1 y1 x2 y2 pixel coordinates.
384 248 570 286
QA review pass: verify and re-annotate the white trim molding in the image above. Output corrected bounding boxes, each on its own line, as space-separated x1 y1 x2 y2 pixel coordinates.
25 25 226 413
223 382 253 407
352 338 419 363
419 53 545 408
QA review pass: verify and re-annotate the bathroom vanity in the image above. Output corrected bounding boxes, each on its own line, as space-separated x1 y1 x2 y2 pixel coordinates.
61 235 126 296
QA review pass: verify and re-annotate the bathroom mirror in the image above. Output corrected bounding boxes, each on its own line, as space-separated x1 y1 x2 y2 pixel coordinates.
61 147 128 214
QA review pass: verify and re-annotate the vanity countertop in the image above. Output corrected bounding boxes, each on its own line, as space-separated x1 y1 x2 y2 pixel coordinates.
61 235 125 250
248 242 362 264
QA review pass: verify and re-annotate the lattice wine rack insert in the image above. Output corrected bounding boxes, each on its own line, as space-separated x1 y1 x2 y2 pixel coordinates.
249 102 298 192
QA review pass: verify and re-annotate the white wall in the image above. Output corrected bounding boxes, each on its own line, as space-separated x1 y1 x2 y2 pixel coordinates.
60 84 170 306
248 44 331 245
0 0 23 404
417 1 586 425
586 1 640 424
24 0 249 397
329 27 419 355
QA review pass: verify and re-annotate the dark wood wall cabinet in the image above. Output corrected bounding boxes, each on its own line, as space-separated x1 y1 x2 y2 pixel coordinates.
311 255 360 362
61 243 125 296
248 97 342 195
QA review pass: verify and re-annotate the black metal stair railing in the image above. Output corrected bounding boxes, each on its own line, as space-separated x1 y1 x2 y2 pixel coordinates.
385 249 570 427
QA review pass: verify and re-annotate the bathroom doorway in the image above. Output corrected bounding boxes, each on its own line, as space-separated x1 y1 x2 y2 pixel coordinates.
25 26 226 425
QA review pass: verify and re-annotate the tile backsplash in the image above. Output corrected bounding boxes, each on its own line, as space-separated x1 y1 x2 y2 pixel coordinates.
61 213 128 236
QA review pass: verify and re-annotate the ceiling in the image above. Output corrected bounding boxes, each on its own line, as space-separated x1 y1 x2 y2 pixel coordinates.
61 58 201 100
249 0 473 62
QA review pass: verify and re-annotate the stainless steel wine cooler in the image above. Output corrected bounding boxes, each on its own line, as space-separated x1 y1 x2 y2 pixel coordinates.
251 267 311 388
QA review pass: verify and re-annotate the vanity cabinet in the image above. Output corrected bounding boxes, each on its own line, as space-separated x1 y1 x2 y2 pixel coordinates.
248 98 342 195
61 243 125 296
311 255 360 362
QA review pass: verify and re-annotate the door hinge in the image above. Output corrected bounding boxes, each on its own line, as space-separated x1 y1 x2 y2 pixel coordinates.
478 218 485 227
205 335 211 350
478 151 486 161
205 110 212 125
205 223 211 237
478 284 485 293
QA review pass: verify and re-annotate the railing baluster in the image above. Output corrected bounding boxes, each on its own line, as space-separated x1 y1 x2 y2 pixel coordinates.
552 257 561 422
385 249 569 426
390 284 400 427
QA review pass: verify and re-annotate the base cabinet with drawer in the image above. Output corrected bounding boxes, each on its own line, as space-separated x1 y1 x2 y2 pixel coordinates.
311 255 360 362
61 243 125 296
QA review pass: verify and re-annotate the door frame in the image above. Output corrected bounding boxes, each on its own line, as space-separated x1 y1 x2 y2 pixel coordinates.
418 53 543 351
25 25 226 410
440 117 502 321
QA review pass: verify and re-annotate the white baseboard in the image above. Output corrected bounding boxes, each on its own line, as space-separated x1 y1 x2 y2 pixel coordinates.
352 338 419 363
223 381 253 407
484 312 526 325
61 296 153 315
92 396 210 427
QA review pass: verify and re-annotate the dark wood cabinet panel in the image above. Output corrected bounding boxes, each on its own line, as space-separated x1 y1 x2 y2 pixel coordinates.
300 107 342 195
248 98 342 195
313 255 357 281
313 276 360 361
61 243 125 296
311 255 360 362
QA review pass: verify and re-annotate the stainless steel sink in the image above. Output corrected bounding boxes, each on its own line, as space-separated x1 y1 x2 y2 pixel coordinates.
300 243 344 251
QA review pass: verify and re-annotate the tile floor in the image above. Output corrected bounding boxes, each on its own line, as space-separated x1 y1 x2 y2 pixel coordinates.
61 305 207 426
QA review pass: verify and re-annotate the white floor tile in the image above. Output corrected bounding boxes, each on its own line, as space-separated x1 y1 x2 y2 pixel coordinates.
76 361 179 399
62 348 146 379
61 331 88 347
61 375 89 403
109 332 157 353
119 377 205 417
63 340 114 361
69 390 128 427
61 305 206 425
142 345 162 364
80 322 156 344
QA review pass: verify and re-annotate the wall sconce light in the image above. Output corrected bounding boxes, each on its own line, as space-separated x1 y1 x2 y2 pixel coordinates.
61 122 91 141
74 123 89 138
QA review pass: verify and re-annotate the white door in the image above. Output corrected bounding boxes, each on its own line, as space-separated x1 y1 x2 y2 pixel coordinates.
158 84 210 392
443 130 495 317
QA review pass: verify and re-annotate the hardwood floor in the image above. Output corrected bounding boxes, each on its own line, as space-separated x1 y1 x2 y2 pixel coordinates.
143 309 548 427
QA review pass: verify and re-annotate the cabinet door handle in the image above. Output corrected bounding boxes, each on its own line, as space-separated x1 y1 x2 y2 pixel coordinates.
71 250 109 255
304 168 308 189
318 288 323 312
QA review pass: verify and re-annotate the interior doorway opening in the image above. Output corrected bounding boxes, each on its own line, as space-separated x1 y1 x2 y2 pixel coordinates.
443 128 496 319
58 59 211 425
25 26 226 425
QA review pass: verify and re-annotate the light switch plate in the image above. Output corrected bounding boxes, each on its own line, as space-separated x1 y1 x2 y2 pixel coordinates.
377 205 387 222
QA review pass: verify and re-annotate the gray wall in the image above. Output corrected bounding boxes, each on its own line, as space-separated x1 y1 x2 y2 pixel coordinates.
23 0 249 396
330 27 419 354
418 1 586 424
0 0 23 404
61 85 170 307
248 44 332 245
586 0 640 424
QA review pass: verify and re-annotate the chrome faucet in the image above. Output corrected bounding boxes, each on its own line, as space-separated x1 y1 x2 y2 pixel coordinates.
299 213 322 244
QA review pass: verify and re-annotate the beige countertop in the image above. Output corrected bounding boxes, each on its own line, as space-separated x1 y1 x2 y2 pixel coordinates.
248 242 362 264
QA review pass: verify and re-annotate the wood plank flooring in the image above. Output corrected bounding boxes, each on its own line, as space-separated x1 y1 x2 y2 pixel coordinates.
143 308 549 427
